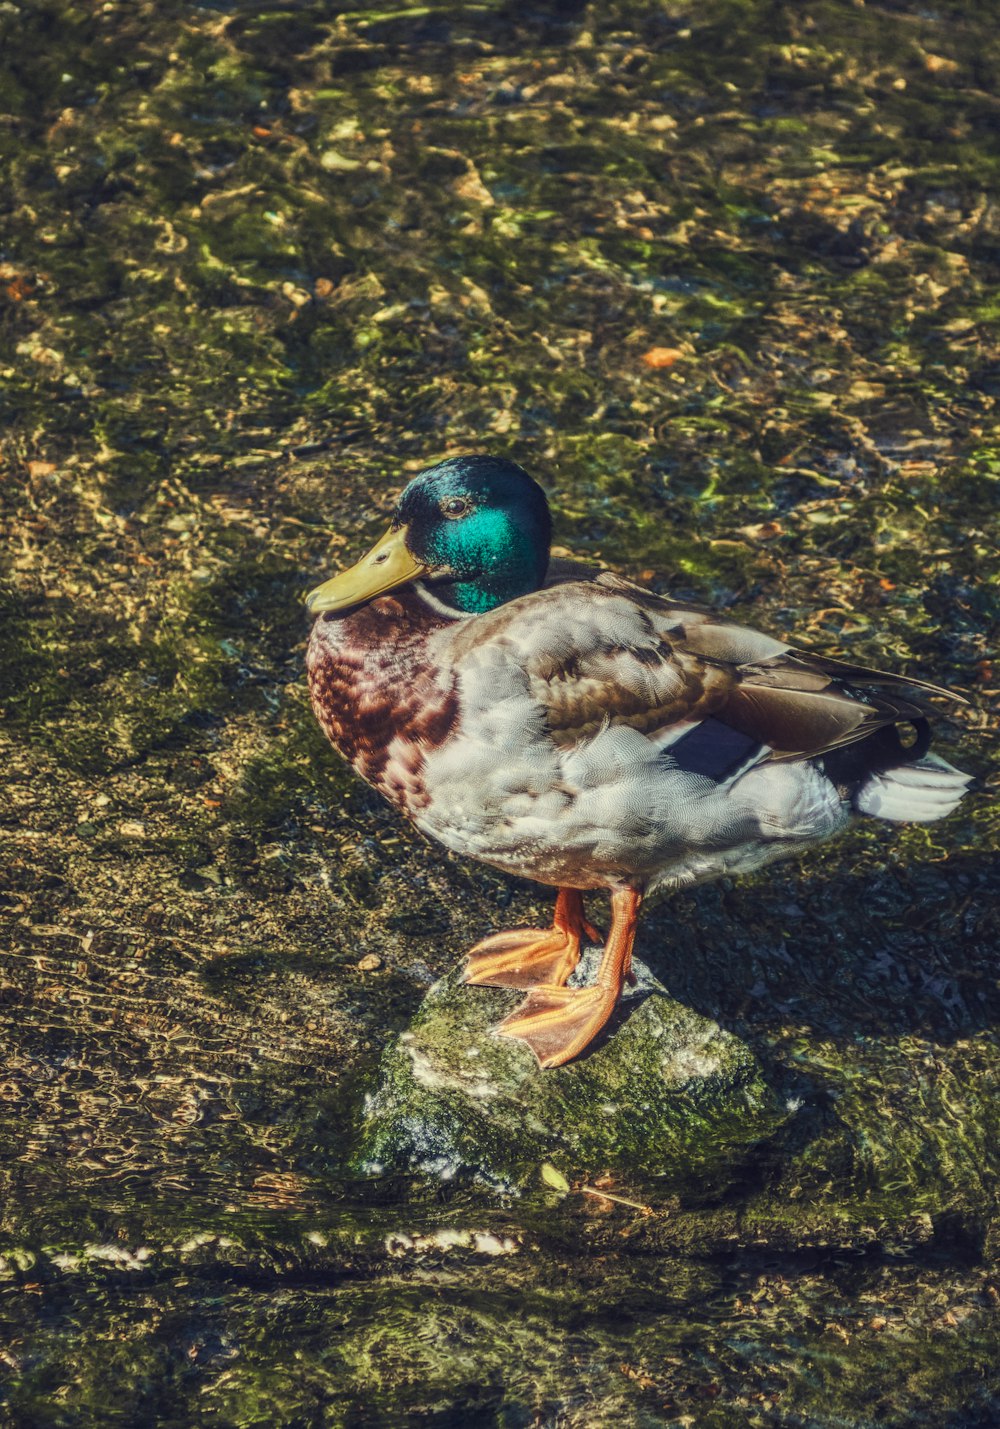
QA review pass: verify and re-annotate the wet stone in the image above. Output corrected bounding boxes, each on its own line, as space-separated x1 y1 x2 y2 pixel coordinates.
356 949 793 1192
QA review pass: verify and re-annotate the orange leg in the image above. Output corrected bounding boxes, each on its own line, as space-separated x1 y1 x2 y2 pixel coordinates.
463 888 602 990
495 888 643 1069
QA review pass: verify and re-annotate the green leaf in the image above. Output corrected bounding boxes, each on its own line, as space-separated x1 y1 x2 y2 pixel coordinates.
540 1162 570 1194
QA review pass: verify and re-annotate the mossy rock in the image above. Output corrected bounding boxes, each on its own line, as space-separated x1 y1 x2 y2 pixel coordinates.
355 952 793 1193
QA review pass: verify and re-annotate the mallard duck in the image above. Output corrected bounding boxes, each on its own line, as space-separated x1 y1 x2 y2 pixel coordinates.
305 456 973 1068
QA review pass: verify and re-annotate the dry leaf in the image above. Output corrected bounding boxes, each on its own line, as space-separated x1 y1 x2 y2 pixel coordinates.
641 346 684 369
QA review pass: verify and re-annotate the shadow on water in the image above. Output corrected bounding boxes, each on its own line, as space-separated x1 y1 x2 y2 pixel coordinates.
644 847 999 1047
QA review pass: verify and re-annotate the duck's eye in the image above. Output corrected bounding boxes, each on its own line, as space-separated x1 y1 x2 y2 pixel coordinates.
440 496 471 519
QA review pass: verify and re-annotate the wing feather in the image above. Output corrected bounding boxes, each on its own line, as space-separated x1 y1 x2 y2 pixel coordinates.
440 572 961 765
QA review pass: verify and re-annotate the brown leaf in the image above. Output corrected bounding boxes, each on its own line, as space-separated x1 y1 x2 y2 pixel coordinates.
739 520 784 542
641 346 684 369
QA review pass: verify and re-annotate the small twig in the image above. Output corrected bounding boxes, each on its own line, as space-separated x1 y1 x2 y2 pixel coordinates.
580 1185 654 1213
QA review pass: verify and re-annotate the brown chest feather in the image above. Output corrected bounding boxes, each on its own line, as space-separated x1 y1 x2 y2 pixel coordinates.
306 593 458 813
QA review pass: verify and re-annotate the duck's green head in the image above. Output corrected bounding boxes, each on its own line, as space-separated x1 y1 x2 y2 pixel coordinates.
306 456 552 616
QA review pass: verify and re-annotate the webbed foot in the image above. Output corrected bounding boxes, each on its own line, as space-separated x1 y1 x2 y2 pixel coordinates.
487 887 643 1068
463 888 599 990
495 985 619 1068
464 927 582 989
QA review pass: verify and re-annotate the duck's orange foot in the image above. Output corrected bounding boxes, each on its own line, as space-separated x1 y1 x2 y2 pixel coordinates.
495 985 619 1069
462 888 599 990
488 887 643 1069
463 927 581 989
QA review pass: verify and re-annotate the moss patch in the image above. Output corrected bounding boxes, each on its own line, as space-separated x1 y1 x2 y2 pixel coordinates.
357 958 792 1193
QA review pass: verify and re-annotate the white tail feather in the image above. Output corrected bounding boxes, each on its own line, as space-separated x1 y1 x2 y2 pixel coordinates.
856 753 973 824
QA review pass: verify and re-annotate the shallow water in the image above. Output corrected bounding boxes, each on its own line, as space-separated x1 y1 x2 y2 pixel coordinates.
1 0 999 1422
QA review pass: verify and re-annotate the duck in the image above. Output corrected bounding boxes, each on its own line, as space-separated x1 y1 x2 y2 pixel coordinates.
304 455 974 1068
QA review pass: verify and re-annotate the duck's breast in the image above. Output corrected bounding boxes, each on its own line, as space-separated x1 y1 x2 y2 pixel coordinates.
306 592 459 816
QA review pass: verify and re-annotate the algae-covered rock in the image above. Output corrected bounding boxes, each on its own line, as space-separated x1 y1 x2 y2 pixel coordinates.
355 951 793 1192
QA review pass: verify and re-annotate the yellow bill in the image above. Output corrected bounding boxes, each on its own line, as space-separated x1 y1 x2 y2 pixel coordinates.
305 524 427 614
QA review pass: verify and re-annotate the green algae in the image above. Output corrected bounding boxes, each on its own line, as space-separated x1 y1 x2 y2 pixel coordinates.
356 961 792 1194
1 0 999 1420
0 1240 996 1426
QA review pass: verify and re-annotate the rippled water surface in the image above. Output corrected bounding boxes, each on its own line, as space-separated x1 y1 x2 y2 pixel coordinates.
1 0 999 1422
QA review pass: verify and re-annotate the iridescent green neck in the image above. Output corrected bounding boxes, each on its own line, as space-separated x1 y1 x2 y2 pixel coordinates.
426 510 548 613
447 574 530 614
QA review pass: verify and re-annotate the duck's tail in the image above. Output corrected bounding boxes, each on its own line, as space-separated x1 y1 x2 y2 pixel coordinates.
855 751 975 823
821 718 976 824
